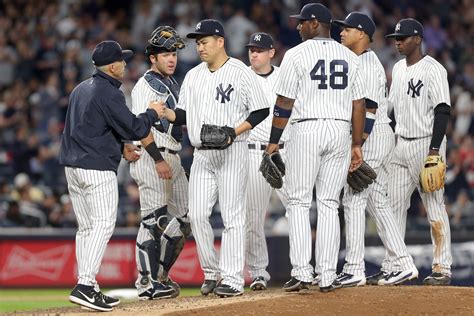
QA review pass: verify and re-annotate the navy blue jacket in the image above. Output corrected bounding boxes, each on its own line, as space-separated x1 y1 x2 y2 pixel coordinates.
59 70 158 172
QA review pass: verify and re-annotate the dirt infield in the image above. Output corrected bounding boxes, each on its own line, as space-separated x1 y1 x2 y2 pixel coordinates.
6 286 474 315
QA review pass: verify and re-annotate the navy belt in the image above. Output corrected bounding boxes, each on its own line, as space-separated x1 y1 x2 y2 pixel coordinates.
295 118 349 123
399 135 430 141
159 147 178 154
248 143 284 150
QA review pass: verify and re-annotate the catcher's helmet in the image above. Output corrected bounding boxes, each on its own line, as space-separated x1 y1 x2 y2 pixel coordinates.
146 26 185 55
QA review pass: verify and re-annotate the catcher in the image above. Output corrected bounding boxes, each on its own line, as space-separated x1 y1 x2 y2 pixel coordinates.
129 25 191 300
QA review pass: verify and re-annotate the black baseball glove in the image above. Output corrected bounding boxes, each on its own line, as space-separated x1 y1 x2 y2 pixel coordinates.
200 124 236 150
259 152 285 189
347 160 377 193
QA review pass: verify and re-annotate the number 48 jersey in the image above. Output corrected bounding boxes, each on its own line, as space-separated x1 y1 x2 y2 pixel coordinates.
276 38 366 121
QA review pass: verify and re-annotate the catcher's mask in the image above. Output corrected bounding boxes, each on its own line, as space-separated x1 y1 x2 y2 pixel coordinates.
146 26 185 56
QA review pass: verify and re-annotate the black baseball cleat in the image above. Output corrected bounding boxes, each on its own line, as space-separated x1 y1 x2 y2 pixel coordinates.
200 280 217 296
423 272 451 285
319 280 342 293
283 277 311 292
163 278 180 298
366 270 388 285
138 282 176 300
214 284 243 297
69 285 113 312
96 290 120 307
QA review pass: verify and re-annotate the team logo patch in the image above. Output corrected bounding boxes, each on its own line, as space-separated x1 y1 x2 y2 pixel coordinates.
254 34 261 41
215 83 234 104
395 23 401 31
196 22 201 30
407 78 424 98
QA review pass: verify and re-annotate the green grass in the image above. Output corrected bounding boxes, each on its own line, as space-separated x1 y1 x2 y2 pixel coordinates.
0 288 201 312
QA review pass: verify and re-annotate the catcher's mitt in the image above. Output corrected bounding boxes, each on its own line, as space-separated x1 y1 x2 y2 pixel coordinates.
200 124 236 150
259 152 285 189
420 155 446 193
347 160 377 193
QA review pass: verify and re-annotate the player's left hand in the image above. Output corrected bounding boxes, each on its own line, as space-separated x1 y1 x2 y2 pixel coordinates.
123 143 141 162
156 160 172 179
264 143 279 155
349 145 363 172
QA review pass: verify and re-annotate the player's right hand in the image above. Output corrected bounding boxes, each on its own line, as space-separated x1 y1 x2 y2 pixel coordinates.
155 160 172 179
148 101 166 116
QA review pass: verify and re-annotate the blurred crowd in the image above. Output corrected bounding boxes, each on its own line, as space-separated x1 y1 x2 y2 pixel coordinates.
0 0 473 234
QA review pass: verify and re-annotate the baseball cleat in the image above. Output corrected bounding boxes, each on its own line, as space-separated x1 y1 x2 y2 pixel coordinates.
96 290 120 306
200 280 217 296
423 272 451 285
312 272 321 286
138 282 176 300
378 267 418 285
366 270 388 285
335 273 366 288
250 276 267 290
283 277 310 292
162 278 180 298
214 284 243 297
319 280 343 293
69 285 113 312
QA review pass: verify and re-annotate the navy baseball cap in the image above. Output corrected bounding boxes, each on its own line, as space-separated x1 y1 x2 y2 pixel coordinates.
386 18 424 38
246 32 274 49
92 40 133 66
333 12 376 41
290 3 332 24
186 19 225 39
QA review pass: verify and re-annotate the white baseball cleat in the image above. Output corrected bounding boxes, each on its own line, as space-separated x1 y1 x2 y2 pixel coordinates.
335 273 366 288
378 267 419 285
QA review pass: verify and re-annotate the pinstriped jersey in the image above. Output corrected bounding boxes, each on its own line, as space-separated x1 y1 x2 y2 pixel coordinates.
388 55 451 138
247 66 290 143
360 50 391 125
176 57 269 147
131 70 182 151
276 38 365 121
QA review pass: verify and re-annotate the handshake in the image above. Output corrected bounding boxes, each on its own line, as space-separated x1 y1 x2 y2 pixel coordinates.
148 101 173 121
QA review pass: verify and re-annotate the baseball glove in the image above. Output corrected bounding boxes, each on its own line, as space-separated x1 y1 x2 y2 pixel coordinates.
259 152 285 189
200 124 236 150
420 155 446 193
347 160 377 193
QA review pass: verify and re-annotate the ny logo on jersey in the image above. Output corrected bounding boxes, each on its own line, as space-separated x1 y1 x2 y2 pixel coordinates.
407 78 424 98
254 34 261 41
215 83 234 103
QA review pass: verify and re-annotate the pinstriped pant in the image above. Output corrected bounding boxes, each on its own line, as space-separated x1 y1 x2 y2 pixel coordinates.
65 167 118 287
286 120 351 288
246 145 289 281
342 124 415 276
387 136 452 275
188 142 248 291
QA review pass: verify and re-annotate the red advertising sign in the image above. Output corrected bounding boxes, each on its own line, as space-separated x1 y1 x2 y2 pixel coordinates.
0 238 239 287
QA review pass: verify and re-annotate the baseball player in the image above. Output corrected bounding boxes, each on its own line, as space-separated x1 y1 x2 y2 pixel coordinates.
244 32 290 291
385 18 452 285
129 26 191 300
60 40 164 311
263 3 366 293
333 13 418 287
158 19 270 297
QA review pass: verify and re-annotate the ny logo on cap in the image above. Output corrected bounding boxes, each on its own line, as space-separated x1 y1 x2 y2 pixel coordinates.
254 34 261 41
395 23 401 31
196 22 201 30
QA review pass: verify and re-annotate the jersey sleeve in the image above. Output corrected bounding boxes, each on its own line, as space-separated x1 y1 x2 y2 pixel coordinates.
428 64 451 107
351 61 366 101
275 49 299 99
361 57 380 105
176 73 190 111
242 67 270 112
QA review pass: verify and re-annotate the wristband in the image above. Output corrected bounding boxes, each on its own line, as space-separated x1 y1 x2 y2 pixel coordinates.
273 104 292 118
269 126 284 144
145 143 164 162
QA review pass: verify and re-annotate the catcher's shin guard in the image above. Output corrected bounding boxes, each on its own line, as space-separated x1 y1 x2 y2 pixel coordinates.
158 216 191 280
136 206 169 284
